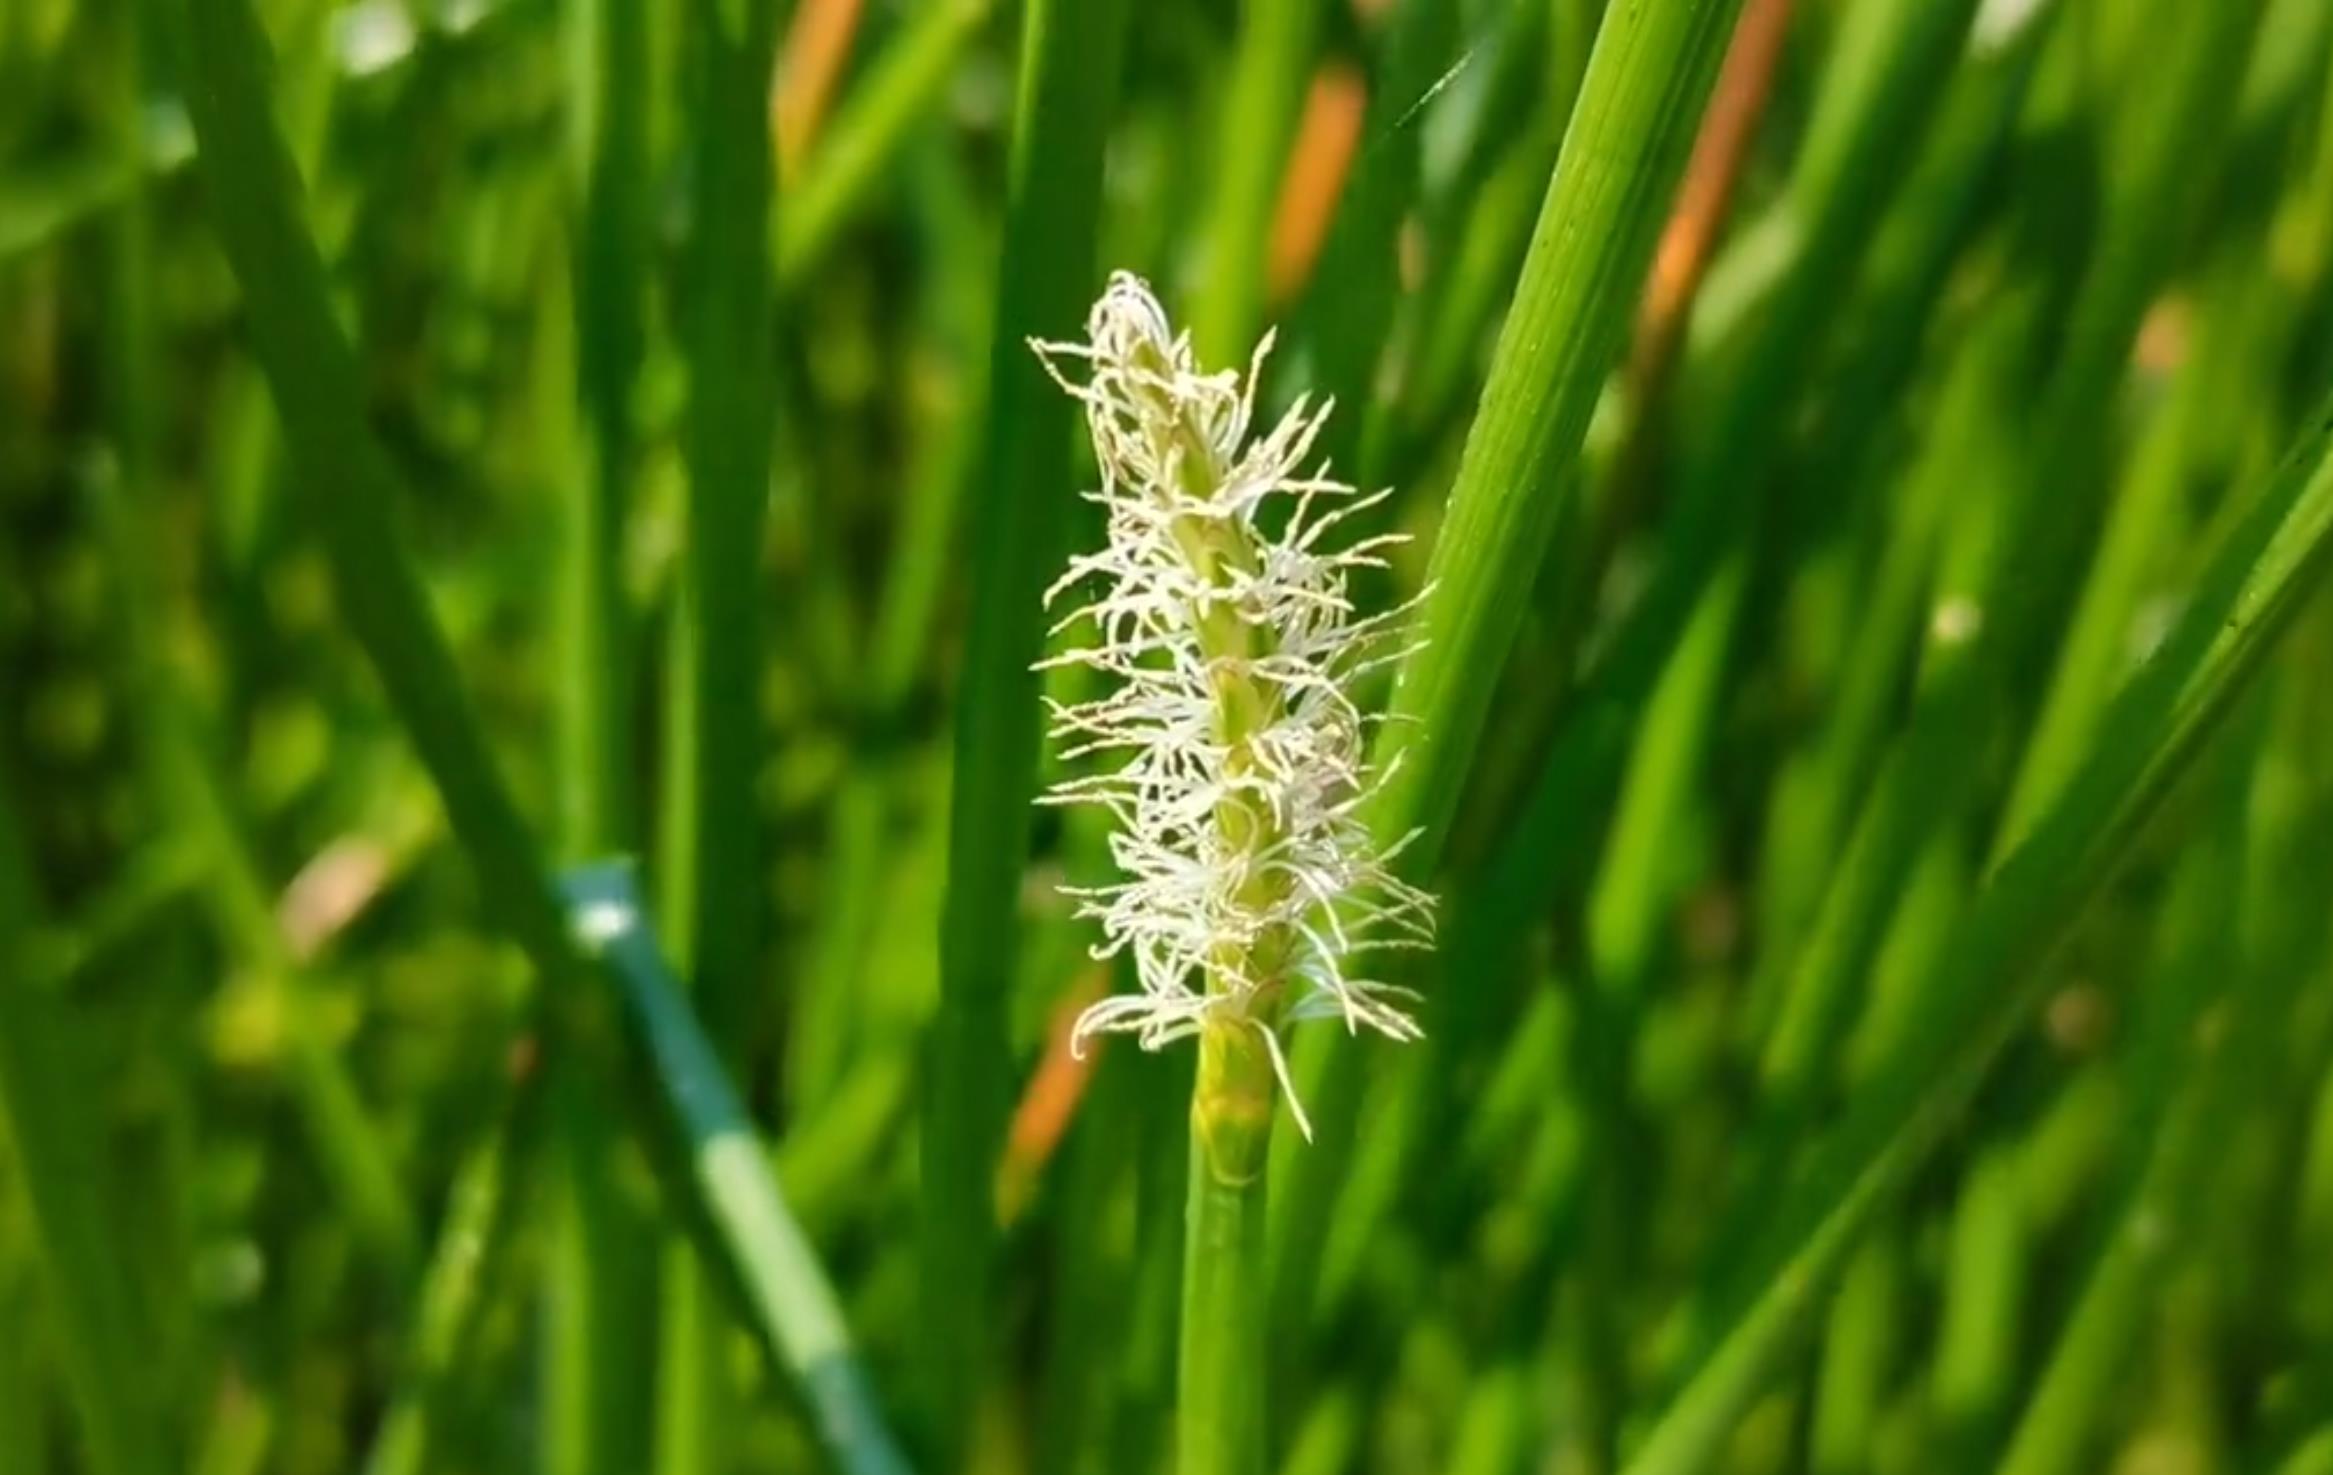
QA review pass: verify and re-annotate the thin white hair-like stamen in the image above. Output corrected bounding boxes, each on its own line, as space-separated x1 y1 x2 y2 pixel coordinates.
1034 272 1437 1136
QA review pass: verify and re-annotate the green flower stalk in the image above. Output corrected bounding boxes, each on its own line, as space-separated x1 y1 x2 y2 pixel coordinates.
1036 273 1435 1469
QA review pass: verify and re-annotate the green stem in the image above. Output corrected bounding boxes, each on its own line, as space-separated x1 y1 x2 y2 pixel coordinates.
922 0 1129 1448
1179 1027 1274 1475
1033 1004 1143 1473
1809 1232 1906 1475
2000 237 2288 850
682 0 779 1041
1744 3 2053 1037
660 0 782 1459
549 0 655 1453
654 599 724 1475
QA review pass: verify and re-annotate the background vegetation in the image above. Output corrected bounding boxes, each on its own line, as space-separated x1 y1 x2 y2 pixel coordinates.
6 0 2333 1471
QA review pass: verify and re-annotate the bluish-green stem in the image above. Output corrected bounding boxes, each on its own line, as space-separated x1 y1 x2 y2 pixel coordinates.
565 865 911 1475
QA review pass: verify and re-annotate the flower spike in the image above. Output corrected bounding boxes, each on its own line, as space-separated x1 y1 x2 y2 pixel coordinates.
1033 271 1436 1141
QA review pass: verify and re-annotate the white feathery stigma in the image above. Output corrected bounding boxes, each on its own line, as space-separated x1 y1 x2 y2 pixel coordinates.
1033 271 1436 1139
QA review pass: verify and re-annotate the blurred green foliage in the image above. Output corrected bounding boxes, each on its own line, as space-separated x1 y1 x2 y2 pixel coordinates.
6 0 2333 1471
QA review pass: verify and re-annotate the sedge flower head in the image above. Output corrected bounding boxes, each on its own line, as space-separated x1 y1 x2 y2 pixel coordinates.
1033 271 1436 1137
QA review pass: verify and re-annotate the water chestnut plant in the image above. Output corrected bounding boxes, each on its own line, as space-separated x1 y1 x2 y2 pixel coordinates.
14 0 2333 1473
1037 269 1436 1473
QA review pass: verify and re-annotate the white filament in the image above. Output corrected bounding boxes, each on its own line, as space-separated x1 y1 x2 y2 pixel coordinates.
1034 272 1436 1127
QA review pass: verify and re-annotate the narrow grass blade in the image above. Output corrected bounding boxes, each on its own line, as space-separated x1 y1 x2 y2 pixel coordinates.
864 150 995 717
1272 0 1749 1363
84 12 420 1283
1366 0 1749 861
363 1119 530 1475
1809 1234 1907 1474
1929 1144 2030 1450
778 0 990 289
658 0 784 1457
1294 0 1457 483
1744 0 2054 1020
1032 1030 1139 1474
679 0 778 1091
546 0 658 1441
0 782 167 1475
1193 0 1326 365
557 0 648 864
922 0 1129 1448
1742 277 2049 1108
